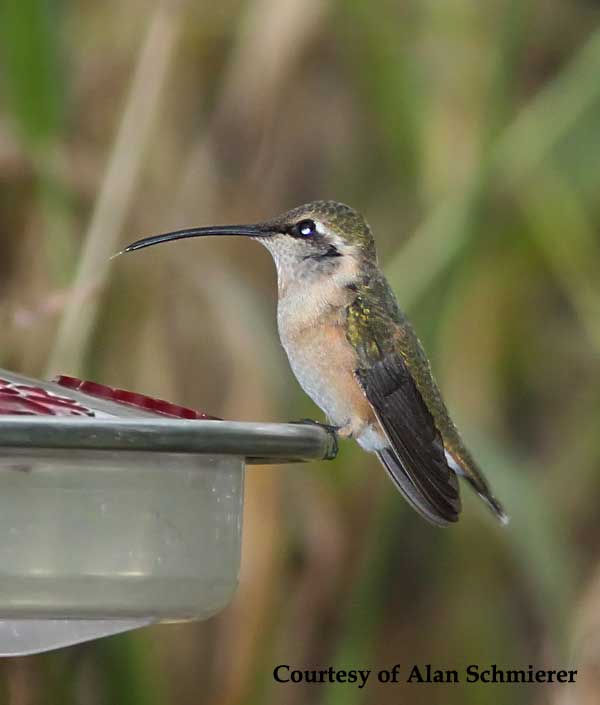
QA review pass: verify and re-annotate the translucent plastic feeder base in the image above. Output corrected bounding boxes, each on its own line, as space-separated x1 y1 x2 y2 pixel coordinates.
0 377 335 654
0 449 244 620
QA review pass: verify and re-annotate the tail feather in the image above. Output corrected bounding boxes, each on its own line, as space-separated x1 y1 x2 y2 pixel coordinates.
376 445 509 527
444 449 509 525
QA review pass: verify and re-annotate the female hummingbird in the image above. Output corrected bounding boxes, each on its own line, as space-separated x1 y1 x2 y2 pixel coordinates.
121 201 507 526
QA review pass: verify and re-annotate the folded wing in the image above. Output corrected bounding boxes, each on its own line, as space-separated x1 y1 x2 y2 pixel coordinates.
356 355 461 526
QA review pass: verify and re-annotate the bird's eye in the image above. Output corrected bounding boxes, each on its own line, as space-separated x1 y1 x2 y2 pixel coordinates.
295 219 317 237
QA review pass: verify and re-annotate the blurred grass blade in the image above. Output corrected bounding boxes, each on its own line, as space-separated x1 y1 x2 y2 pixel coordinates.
495 30 600 179
520 164 600 353
0 0 64 149
46 0 183 377
337 0 422 191
388 27 600 311
322 491 399 705
96 631 167 705
0 0 75 285
475 437 578 644
481 0 533 145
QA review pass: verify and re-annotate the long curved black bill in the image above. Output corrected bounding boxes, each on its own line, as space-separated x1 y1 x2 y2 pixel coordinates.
120 224 272 254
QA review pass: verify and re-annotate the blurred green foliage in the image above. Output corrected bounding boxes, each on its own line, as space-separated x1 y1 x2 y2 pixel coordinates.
1 0 600 703
0 0 65 148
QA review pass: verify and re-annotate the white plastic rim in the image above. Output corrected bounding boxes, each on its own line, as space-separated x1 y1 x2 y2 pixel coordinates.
0 618 155 657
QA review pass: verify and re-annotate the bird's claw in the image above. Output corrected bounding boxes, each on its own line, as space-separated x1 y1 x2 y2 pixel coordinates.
289 418 339 460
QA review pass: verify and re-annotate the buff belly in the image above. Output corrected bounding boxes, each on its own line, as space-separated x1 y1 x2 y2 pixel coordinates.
280 322 386 452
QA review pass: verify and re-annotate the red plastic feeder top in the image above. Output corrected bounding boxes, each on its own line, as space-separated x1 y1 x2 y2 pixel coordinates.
0 375 217 420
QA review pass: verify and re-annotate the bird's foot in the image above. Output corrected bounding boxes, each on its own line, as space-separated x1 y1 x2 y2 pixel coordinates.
335 422 356 440
291 418 340 433
289 419 339 459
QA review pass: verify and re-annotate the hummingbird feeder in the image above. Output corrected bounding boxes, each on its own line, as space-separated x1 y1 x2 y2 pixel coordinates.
0 369 336 656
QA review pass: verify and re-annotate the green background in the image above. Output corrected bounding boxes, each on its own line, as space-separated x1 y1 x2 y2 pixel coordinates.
1 0 600 702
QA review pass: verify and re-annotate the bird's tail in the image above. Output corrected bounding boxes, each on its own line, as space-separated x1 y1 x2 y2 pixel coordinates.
444 449 509 525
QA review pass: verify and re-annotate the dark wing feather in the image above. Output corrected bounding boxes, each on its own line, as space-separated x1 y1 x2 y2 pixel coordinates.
356 355 461 526
376 448 456 526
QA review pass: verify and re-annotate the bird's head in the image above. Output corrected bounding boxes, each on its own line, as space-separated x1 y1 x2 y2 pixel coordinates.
121 200 376 289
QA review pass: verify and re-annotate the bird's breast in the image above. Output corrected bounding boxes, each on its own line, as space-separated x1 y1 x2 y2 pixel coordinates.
278 295 375 428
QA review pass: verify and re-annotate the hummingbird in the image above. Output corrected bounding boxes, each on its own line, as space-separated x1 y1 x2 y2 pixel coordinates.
121 201 507 526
